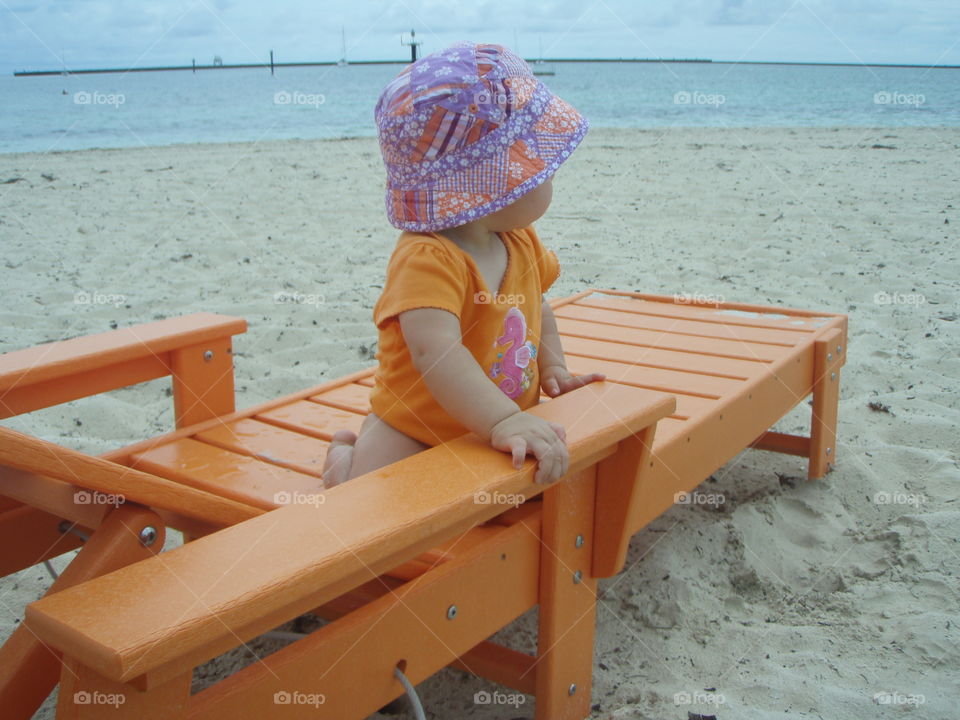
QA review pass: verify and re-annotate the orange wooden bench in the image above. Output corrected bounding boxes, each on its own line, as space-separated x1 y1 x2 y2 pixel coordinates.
0 288 847 719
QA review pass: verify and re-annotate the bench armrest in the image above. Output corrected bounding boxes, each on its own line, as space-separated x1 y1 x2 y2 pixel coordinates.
25 382 674 684
0 313 246 421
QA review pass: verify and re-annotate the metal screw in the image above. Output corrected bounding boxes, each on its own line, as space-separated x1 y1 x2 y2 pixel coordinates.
568 683 577 696
573 570 582 584
139 526 158 547
837 344 843 354
446 605 458 620
826 447 833 455
203 350 214 362
575 534 584 548
831 372 836 381
827 353 833 361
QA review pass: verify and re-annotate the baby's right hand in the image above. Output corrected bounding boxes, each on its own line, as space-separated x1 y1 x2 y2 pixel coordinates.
488 412 569 484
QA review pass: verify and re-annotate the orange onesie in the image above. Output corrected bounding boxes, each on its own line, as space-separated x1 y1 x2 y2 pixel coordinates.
370 225 560 447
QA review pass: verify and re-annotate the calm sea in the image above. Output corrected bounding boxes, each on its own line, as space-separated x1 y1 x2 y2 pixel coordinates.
2 62 958 154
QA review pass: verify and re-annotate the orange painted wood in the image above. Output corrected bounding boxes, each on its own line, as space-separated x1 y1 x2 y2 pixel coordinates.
555 302 807 346
563 353 740 398
194 419 328 477
809 328 845 479
579 292 834 331
256 400 366 440
56 660 190 720
0 505 163 720
25 383 672 684
597 288 845 319
188 519 540 719
129 438 322 510
0 313 246 419
450 641 538 695
309 383 372 413
751 430 811 457
0 503 84 576
556 314 789 361
561 334 767 380
628 337 820 534
593 424 660 578
0 467 109 531
535 469 598 720
170 337 236 428
0 426 259 527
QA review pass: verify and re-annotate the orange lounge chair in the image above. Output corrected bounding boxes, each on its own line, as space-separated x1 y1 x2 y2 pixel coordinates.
0 288 847 719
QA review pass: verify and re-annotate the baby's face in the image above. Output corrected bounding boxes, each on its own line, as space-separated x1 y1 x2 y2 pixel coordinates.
484 178 553 232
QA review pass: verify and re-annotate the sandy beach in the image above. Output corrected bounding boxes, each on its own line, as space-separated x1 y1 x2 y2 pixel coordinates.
1 126 958 718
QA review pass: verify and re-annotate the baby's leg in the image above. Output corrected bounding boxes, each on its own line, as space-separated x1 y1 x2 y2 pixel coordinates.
321 412 430 487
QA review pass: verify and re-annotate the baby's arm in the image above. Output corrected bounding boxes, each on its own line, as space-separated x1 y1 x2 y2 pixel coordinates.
538 299 606 397
399 307 568 484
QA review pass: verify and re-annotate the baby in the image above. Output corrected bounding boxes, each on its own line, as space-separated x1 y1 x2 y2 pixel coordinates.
322 42 604 488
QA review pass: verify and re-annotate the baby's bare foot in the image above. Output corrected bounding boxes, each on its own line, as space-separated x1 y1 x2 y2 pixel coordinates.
321 429 357 488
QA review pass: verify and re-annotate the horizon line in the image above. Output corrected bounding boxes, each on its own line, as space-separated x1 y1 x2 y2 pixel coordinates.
13 57 960 77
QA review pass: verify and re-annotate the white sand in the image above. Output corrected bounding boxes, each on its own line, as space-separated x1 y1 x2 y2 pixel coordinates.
1 126 958 718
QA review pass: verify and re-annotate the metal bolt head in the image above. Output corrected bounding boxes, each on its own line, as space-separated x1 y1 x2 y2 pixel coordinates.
837 344 843 354
826 447 833 456
830 372 836 381
568 683 577 696
203 350 214 362
575 534 584 548
446 604 458 620
573 570 583 584
827 353 833 361
139 526 158 547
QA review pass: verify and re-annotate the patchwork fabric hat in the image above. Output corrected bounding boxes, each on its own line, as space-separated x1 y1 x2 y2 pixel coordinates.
375 42 588 231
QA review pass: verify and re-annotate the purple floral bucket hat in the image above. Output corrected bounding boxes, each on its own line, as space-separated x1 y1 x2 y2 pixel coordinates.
375 42 588 232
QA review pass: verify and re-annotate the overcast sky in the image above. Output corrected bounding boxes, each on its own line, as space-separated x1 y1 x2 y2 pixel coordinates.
3 0 958 74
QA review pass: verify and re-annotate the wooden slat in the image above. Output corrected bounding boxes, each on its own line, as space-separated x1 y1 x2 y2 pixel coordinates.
563 354 741 399
577 294 829 332
555 315 788 362
129 438 323 510
257 401 365 440
561 335 765 380
309 383 372 413
194 419 328 477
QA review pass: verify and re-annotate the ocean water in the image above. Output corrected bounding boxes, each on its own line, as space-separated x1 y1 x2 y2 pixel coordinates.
2 61 958 154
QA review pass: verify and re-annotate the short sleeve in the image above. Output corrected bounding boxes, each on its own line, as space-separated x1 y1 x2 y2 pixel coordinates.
526 226 561 293
373 241 468 329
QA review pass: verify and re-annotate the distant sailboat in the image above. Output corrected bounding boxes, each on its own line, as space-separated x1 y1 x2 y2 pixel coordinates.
533 36 555 76
337 27 348 67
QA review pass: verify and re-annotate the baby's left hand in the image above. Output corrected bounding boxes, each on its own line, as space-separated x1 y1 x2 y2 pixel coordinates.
540 365 606 399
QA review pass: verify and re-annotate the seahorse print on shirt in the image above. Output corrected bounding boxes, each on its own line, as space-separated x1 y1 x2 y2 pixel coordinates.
489 306 537 399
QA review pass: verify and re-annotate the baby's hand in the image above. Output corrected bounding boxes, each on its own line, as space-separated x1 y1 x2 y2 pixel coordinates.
540 365 606 398
489 411 568 484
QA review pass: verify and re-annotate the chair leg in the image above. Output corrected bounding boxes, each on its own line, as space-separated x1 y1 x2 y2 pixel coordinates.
0 505 165 720
56 660 190 720
535 469 598 720
809 329 844 480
